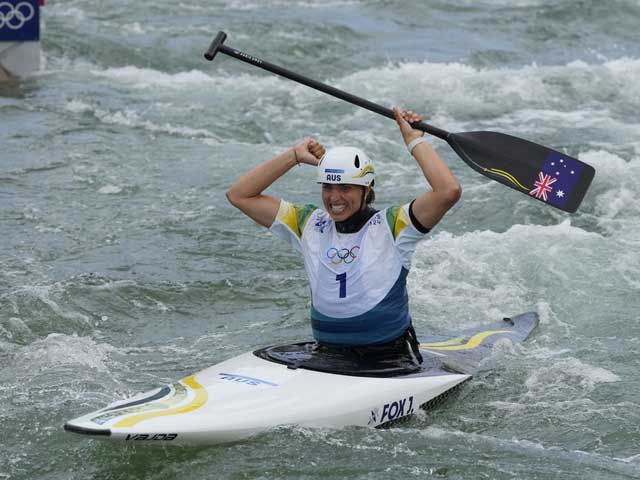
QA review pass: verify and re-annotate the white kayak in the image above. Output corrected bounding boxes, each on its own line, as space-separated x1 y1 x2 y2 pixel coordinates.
64 312 538 446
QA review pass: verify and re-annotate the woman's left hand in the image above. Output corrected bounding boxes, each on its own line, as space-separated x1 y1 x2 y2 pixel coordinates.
294 139 325 166
393 106 424 145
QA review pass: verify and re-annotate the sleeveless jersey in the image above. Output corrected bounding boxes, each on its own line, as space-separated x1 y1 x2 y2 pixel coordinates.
270 200 428 346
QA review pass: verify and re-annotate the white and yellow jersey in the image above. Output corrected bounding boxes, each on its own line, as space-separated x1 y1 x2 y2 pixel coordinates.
270 200 428 346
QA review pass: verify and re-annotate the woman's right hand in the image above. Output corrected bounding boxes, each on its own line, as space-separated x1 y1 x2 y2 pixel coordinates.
294 139 325 166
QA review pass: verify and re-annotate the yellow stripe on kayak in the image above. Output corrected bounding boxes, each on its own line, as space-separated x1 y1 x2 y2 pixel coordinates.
421 330 512 351
113 374 207 428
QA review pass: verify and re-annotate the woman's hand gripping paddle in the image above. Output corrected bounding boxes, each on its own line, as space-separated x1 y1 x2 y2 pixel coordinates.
204 31 595 213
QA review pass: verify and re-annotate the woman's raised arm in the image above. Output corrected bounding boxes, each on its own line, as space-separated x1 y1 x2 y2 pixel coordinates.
226 139 325 227
393 107 461 230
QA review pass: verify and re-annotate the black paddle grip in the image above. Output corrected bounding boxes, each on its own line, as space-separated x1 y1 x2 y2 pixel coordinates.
204 31 227 61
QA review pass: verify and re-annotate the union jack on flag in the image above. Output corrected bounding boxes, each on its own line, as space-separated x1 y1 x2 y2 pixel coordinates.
530 172 557 201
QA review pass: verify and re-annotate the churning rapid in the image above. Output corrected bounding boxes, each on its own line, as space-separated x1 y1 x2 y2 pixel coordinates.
1 0 639 479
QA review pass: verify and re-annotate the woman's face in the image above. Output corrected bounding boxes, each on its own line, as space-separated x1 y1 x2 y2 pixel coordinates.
321 183 366 221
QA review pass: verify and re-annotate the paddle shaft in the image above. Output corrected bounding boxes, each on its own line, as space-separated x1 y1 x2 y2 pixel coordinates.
211 44 451 141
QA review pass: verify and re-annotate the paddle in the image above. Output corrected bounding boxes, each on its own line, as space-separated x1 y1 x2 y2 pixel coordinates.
204 31 595 213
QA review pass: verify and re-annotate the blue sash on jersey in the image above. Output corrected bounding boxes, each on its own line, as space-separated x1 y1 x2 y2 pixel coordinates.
311 268 411 346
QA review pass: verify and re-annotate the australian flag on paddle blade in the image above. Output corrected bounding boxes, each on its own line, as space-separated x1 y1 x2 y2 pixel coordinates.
529 151 584 209
0 0 40 42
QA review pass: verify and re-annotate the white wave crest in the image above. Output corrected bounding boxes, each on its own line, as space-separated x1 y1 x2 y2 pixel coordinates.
210 0 362 10
417 425 637 476
524 357 620 396
89 65 287 95
16 333 116 373
91 66 216 90
333 57 640 123
581 150 640 219
65 98 221 141
410 221 601 327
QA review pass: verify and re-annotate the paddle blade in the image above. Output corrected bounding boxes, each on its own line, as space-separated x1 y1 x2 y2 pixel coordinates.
447 131 595 213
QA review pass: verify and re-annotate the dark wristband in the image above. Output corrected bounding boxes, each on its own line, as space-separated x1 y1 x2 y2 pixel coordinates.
409 199 430 234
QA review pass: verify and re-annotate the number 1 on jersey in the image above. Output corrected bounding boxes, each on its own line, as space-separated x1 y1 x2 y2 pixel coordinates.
336 272 347 298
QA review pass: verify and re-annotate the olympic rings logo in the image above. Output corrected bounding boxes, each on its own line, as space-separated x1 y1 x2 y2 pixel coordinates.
0 2 35 31
326 246 360 264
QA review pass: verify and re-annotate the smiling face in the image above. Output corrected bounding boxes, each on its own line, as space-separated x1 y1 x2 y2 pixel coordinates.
322 183 368 221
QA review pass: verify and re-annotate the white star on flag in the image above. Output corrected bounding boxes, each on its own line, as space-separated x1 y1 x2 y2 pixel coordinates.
556 190 564 198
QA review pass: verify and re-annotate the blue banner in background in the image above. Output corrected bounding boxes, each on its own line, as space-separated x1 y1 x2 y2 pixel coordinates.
0 0 40 42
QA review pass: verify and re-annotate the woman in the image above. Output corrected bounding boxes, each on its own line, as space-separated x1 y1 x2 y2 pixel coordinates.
226 107 461 372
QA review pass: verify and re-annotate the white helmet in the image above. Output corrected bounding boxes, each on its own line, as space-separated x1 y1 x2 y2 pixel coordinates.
317 147 375 187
